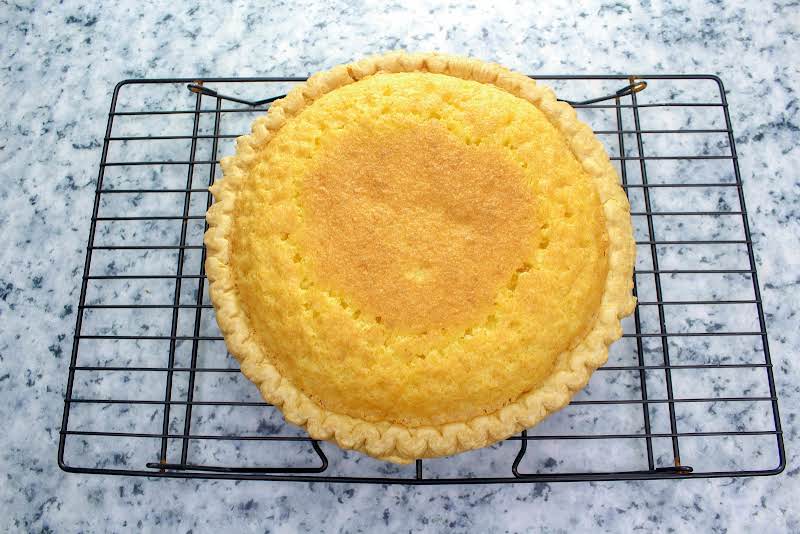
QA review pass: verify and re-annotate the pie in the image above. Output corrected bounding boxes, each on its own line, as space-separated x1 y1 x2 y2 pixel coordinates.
205 52 636 463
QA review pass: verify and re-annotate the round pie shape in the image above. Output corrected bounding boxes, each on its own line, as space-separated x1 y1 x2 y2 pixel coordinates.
205 52 636 463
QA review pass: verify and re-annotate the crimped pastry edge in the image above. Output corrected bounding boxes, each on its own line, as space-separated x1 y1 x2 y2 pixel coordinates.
204 51 637 463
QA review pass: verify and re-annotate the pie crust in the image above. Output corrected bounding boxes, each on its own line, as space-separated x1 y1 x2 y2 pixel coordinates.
205 52 636 463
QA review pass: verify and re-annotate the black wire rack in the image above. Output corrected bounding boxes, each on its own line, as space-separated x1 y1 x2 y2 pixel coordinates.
58 74 785 484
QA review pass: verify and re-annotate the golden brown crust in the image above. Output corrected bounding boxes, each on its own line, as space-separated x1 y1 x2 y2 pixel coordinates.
205 52 636 463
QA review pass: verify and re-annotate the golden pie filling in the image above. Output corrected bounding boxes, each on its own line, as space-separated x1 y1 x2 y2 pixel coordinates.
206 53 636 462
229 72 609 426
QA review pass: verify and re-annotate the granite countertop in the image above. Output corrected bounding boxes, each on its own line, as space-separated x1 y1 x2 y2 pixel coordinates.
2 1 799 531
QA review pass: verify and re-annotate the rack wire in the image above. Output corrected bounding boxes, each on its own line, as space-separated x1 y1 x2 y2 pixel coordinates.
58 75 784 483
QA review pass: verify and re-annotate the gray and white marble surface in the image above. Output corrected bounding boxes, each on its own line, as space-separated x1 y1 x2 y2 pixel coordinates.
2 0 799 532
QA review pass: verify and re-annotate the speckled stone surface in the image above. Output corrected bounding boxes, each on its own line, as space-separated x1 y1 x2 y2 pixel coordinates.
2 1 799 532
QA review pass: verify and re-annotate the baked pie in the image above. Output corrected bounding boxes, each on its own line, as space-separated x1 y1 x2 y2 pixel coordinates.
205 52 636 463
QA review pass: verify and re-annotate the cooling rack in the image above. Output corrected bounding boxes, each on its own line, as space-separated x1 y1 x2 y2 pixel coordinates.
58 74 784 483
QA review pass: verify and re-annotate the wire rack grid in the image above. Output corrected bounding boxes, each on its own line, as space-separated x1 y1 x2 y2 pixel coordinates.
58 74 784 484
